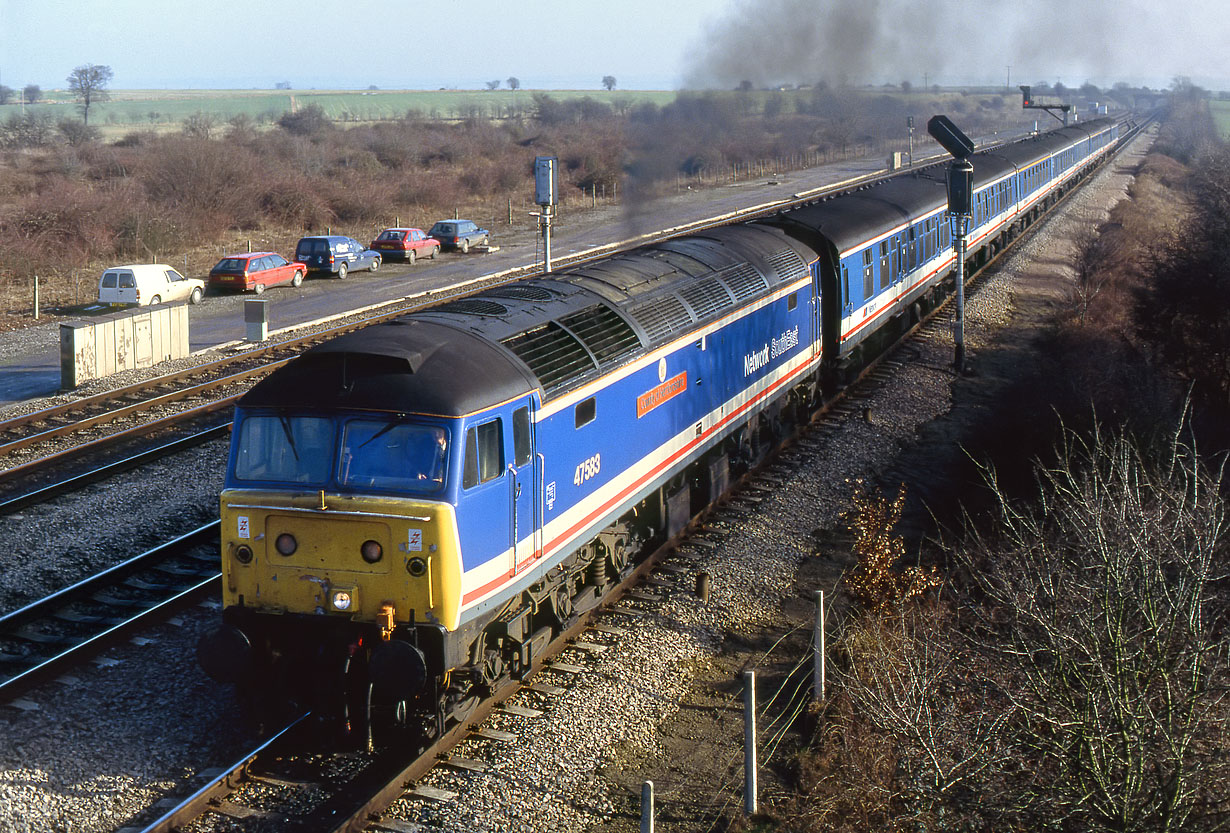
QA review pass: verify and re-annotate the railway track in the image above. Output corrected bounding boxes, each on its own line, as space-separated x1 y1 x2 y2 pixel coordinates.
0 522 220 703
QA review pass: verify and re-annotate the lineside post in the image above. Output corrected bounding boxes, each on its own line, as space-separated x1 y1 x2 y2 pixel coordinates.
744 670 758 815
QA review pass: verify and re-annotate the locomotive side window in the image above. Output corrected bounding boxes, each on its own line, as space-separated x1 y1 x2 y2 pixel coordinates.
513 407 532 466
463 419 504 488
787 292 797 312
575 397 596 428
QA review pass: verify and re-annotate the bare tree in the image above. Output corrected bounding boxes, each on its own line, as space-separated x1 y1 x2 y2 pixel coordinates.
602 75 617 91
840 607 1014 827
66 63 113 125
964 424 1230 831
506 76 520 91
485 79 500 91
1068 222 1117 324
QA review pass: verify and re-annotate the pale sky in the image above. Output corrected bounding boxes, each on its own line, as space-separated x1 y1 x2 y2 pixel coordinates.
3 0 1228 92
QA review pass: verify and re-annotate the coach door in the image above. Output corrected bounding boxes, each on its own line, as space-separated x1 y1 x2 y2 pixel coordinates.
509 400 540 574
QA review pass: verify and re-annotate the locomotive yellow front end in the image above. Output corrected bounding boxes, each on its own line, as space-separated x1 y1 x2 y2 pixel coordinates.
217 491 461 632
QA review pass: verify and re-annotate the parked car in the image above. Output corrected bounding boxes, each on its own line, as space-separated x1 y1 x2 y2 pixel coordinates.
98 264 205 307
208 252 306 294
294 235 381 278
427 219 489 253
369 227 441 264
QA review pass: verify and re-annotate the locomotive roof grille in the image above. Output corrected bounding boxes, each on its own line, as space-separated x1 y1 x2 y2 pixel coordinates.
558 303 642 368
678 276 735 321
484 285 556 302
628 295 693 343
765 248 807 283
501 322 597 394
720 263 769 301
432 298 510 317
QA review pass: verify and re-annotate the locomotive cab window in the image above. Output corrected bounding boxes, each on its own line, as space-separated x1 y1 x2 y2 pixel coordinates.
575 397 596 429
463 419 504 488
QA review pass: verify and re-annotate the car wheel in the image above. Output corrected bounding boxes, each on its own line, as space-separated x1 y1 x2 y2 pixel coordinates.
150 295 161 305
291 270 303 287
461 239 470 254
407 249 416 265
190 287 203 305
369 257 380 273
337 262 348 279
430 246 438 259
253 283 265 295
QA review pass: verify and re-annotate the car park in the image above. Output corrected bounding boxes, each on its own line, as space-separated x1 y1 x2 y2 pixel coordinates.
98 264 205 307
369 227 441 264
294 235 381 278
208 252 306 294
427 219 489 253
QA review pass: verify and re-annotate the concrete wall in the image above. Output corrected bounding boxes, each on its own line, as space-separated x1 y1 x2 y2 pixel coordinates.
59 303 190 389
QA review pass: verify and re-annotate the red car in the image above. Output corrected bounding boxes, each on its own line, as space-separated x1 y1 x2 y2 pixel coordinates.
208 252 307 294
369 227 441 264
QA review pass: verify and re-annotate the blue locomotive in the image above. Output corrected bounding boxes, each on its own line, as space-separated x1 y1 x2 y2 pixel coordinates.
198 117 1119 739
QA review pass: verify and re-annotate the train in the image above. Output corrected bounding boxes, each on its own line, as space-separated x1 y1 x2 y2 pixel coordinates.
197 116 1120 741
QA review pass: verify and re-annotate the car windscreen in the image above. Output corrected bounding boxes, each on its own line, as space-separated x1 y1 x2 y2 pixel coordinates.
232 414 335 485
376 230 405 241
119 273 136 288
430 223 455 236
339 420 448 493
101 272 119 288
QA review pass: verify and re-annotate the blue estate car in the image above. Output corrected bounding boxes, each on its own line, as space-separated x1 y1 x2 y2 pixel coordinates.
294 235 382 278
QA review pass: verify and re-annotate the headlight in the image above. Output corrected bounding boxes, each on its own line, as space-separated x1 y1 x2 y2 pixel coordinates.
360 540 383 564
331 589 353 611
275 533 297 556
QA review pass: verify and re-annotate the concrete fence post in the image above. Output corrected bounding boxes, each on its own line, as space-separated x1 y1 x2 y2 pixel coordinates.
814 590 826 701
744 670 758 815
640 780 654 833
33 275 39 320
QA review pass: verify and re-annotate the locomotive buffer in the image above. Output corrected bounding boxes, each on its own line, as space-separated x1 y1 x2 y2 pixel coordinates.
927 115 974 374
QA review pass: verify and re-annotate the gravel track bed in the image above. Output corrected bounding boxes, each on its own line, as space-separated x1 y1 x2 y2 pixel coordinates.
0 130 1151 833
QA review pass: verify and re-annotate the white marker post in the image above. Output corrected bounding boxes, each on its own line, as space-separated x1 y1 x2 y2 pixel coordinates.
744 670 758 815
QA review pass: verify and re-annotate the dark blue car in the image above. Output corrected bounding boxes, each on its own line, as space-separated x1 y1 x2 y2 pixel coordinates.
294 235 382 278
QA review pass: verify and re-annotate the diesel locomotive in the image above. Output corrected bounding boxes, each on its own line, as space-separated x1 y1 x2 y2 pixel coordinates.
198 117 1120 741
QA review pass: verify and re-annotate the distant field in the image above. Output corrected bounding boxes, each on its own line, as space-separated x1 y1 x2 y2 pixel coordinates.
1212 99 1230 138
5 88 681 129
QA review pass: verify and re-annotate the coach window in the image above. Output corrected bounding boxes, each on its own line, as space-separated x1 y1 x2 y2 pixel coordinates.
862 249 874 297
463 419 504 489
513 406 531 466
841 265 850 307
575 397 596 429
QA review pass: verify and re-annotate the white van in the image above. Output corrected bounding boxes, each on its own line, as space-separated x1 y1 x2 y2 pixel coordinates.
98 264 206 307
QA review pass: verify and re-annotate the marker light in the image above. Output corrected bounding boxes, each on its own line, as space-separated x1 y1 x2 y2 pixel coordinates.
360 540 383 564
275 533 297 556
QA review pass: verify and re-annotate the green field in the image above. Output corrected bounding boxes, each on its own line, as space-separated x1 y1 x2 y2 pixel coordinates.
3 88 681 129
1212 99 1230 139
